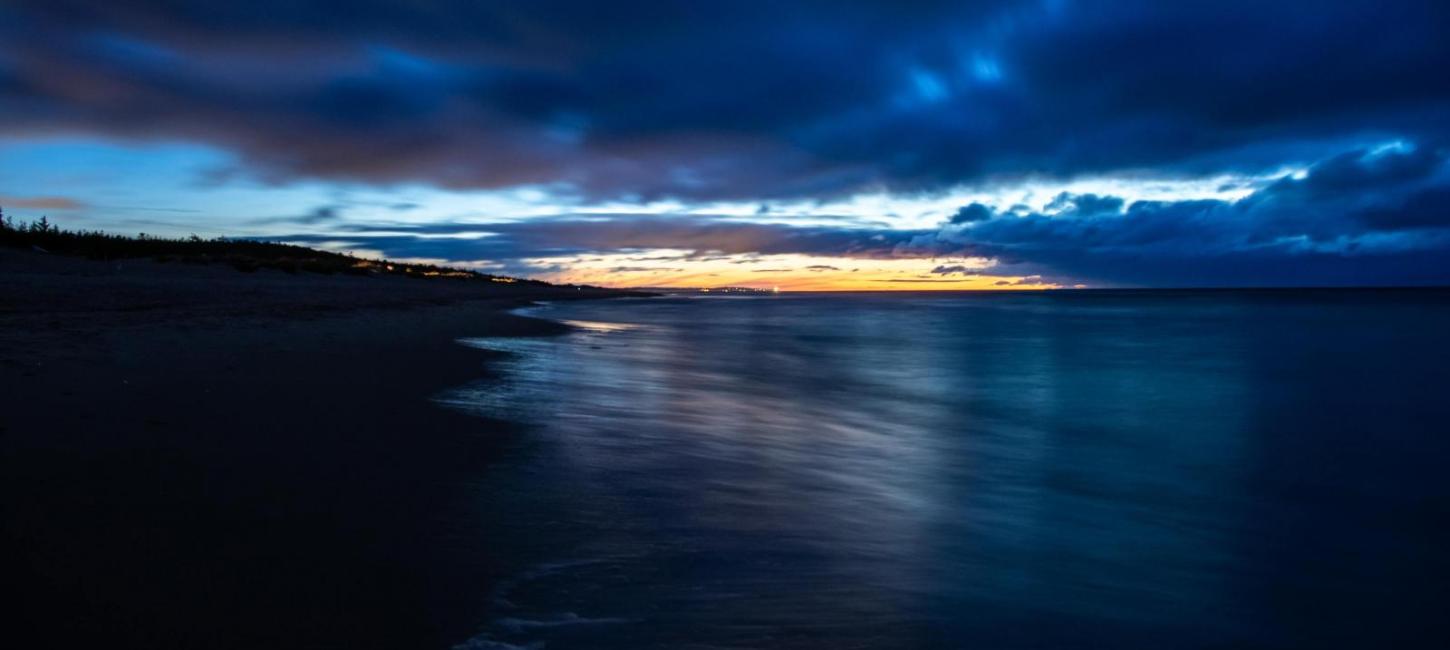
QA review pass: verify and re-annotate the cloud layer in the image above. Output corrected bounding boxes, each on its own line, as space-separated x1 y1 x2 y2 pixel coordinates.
945 144 1450 286
4 1 1449 200
269 144 1450 286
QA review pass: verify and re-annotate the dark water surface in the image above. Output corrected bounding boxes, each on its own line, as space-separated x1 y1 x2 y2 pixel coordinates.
443 290 1450 649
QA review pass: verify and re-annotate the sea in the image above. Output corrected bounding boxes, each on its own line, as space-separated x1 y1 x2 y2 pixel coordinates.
440 290 1450 649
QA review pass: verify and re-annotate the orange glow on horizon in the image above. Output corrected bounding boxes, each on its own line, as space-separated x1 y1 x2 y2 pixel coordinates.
516 251 1060 291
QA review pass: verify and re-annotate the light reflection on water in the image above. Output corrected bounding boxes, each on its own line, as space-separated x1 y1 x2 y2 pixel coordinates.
442 291 1450 649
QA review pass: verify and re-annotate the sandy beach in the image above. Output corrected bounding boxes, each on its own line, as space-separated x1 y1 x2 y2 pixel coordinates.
0 249 619 648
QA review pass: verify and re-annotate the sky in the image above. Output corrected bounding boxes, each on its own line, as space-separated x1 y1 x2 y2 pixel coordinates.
2 1 1449 290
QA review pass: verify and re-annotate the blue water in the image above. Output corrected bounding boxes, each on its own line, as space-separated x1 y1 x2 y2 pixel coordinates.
443 291 1450 649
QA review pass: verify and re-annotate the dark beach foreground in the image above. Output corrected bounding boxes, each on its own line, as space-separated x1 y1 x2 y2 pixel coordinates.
0 249 615 649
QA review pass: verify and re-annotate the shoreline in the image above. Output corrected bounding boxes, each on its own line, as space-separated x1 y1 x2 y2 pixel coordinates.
1 250 602 648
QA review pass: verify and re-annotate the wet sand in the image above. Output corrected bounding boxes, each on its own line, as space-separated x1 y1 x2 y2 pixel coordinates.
0 249 617 648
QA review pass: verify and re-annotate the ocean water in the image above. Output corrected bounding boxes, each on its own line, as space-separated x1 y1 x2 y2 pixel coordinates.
441 290 1450 649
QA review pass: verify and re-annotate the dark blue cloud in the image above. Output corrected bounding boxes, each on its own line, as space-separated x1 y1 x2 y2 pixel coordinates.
950 204 995 224
1043 193 1125 217
3 1 1448 201
944 144 1450 286
272 214 952 268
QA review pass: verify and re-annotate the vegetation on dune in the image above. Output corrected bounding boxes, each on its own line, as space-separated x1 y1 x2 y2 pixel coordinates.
0 207 549 286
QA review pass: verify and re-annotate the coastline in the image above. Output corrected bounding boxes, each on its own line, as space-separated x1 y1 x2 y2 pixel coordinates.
0 250 602 648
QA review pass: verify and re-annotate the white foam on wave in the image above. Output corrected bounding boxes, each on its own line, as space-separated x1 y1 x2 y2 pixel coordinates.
495 612 636 633
451 635 544 650
559 318 644 333
451 556 643 650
